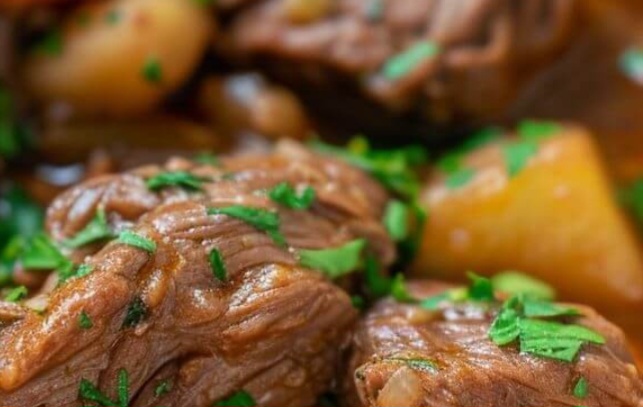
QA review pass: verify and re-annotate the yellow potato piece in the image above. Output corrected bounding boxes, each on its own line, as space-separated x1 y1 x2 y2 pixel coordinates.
413 125 643 312
24 0 214 117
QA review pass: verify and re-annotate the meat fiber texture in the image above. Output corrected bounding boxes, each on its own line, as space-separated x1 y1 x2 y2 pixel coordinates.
0 141 395 407
345 281 643 407
221 0 578 131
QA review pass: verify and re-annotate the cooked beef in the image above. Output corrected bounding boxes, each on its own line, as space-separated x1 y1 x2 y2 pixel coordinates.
220 0 578 137
345 281 643 407
0 142 395 407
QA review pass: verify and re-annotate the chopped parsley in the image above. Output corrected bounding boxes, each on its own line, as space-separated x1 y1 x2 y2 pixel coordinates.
504 120 560 177
142 56 163 84
75 264 95 279
310 137 427 199
122 296 147 328
620 178 643 229
146 171 209 192
105 9 122 25
437 127 503 189
382 41 440 80
193 152 220 166
364 254 392 297
65 208 113 248
386 357 437 373
503 140 538 177
268 182 316 210
79 368 129 407
488 295 605 362
33 30 63 56
213 390 256 406
491 272 556 301
79 311 93 329
390 274 415 303
208 248 227 282
298 239 366 279
383 200 410 242
620 47 643 84
20 233 77 282
154 380 172 397
445 167 475 189
208 206 286 246
4 285 27 302
117 231 156 253
365 0 384 22
573 376 589 399
351 295 365 310
467 272 494 302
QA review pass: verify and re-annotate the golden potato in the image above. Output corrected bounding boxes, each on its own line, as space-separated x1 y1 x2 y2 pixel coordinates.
412 125 643 312
24 0 214 117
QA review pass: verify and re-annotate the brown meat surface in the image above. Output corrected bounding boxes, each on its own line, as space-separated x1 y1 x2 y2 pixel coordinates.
345 281 643 407
221 0 578 134
0 142 395 407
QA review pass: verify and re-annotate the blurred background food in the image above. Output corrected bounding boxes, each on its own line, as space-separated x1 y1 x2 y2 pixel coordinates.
3 0 643 383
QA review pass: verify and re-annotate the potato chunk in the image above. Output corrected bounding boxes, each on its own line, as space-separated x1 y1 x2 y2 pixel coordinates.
413 125 643 312
23 0 214 117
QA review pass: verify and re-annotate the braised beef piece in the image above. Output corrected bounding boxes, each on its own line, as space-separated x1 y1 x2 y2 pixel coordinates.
0 142 395 407
345 281 643 407
220 0 578 138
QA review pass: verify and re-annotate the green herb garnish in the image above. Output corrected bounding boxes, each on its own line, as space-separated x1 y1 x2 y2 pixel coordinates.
310 137 427 199
122 297 147 328
504 120 560 177
488 295 605 362
20 233 68 270
78 368 129 407
142 56 163 84
4 285 27 302
391 274 415 303
351 295 365 310
517 120 561 142
213 390 256 407
364 254 392 297
208 206 285 246
146 171 209 192
445 167 475 189
491 272 556 300
620 47 643 83
620 178 643 229
268 182 316 210
299 239 366 279
467 272 495 302
194 152 220 166
154 380 172 397
79 311 93 329
382 41 440 80
117 231 156 253
65 208 113 248
34 30 63 56
573 376 589 399
208 248 227 282
383 200 409 242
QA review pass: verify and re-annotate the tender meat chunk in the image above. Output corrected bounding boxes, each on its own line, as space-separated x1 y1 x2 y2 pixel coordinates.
0 143 395 407
345 281 643 407
221 0 578 134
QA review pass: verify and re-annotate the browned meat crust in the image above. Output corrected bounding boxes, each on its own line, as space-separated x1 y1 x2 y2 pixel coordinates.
221 0 578 132
0 142 395 407
345 281 643 407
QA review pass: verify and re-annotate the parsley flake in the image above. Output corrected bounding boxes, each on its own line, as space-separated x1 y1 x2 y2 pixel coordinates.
34 30 63 56
146 171 209 192
488 295 605 362
154 380 172 397
65 208 113 248
268 182 316 210
620 178 643 229
445 167 475 189
78 369 129 407
573 376 589 399
503 140 538 177
208 248 227 282
117 231 156 253
391 274 415 303
491 272 555 300
364 254 392 297
383 200 410 242
79 311 93 329
213 390 256 406
4 285 27 302
208 206 285 246
467 272 494 302
383 41 440 80
122 297 147 328
142 57 163 84
299 239 366 279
